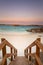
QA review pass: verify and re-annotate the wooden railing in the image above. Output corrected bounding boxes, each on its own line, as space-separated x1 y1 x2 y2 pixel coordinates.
24 38 43 65
0 38 17 65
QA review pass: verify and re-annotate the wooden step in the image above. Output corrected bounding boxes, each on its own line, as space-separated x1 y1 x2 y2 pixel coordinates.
9 56 29 65
0 62 2 65
9 56 36 65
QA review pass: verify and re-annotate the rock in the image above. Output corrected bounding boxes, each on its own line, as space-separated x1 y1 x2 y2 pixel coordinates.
26 28 43 33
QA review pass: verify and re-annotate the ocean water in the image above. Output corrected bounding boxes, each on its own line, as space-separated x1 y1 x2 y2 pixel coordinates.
0 25 42 32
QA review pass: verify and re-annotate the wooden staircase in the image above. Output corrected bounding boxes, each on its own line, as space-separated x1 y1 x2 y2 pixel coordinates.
0 38 43 65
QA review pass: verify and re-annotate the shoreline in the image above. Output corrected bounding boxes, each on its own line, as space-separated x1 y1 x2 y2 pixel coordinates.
0 31 43 36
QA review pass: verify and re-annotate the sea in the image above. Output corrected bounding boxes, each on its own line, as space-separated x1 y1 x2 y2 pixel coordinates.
0 25 43 32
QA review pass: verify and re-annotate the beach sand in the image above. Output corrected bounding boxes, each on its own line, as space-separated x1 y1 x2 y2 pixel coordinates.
0 32 43 56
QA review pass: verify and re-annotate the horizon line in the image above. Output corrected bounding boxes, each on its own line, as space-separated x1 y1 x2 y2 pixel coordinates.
0 23 43 26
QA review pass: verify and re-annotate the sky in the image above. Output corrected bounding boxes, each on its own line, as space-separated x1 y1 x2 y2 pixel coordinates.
0 0 43 25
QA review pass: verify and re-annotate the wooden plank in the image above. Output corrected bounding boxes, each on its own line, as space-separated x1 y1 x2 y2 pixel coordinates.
36 42 43 52
35 54 43 65
0 40 16 50
11 48 13 61
36 45 40 65
5 40 16 49
25 38 41 50
0 38 17 50
29 48 31 61
14 49 16 58
6 53 17 58
28 53 35 57
1 38 7 65
36 45 40 57
0 41 6 50
16 50 17 56
9 56 29 65
26 49 28 58
1 55 7 65
25 42 35 50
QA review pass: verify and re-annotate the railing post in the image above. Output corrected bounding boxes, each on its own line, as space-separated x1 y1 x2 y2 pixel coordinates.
11 48 13 61
29 48 31 61
25 49 28 58
35 38 40 65
14 49 15 58
16 50 17 56
14 49 17 59
26 49 28 58
1 38 7 65
35 45 40 65
24 50 26 57
36 45 40 57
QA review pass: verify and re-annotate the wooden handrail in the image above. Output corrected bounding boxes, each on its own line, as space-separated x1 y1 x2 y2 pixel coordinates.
24 38 41 50
24 38 43 65
0 41 6 50
24 38 43 51
5 40 17 50
36 42 43 51
0 38 17 65
0 39 17 50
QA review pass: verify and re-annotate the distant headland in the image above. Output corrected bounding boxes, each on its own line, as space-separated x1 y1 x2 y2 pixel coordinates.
0 24 43 26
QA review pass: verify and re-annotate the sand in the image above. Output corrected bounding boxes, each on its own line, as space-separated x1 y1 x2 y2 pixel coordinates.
0 32 43 56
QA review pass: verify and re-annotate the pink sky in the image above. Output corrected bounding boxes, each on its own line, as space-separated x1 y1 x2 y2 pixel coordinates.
0 0 43 25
